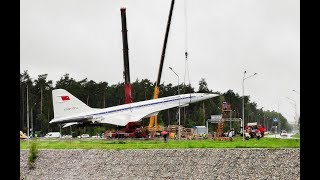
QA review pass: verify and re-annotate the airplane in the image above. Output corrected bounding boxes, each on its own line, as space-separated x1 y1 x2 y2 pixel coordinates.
49 89 219 128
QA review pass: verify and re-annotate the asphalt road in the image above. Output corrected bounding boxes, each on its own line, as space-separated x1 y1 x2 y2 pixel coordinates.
264 133 299 139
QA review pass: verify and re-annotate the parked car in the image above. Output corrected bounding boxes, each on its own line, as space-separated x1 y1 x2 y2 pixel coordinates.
280 130 288 136
62 135 72 139
44 132 61 138
80 134 90 138
91 134 101 138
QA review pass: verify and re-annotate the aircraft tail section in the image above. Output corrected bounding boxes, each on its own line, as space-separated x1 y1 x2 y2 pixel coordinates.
52 89 92 118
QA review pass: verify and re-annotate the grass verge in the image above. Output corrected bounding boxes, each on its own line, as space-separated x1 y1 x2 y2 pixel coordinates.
292 133 300 138
20 137 300 150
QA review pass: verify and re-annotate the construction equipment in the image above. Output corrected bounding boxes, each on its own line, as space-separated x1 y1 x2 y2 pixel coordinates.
213 102 233 141
120 8 133 104
20 131 27 139
244 122 266 139
105 122 147 139
167 125 178 139
116 8 144 138
181 127 193 139
166 125 193 139
213 119 226 140
148 0 175 133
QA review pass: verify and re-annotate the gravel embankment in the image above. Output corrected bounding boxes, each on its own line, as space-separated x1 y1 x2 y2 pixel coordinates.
20 148 300 180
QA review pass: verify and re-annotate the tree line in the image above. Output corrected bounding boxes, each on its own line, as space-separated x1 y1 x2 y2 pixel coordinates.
20 70 292 136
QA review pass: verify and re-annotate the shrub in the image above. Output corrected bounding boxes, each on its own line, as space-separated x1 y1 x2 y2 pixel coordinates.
28 142 38 169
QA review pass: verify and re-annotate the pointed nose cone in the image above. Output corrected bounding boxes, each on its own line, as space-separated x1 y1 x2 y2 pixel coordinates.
204 93 219 99
190 93 220 104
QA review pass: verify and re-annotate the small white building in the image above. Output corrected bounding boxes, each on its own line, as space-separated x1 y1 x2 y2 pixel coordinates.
44 132 61 138
193 126 207 135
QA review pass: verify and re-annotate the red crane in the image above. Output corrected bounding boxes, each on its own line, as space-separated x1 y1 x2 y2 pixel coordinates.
120 8 132 104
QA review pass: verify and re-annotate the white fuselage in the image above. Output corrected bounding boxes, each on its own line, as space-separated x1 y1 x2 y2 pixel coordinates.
50 92 217 126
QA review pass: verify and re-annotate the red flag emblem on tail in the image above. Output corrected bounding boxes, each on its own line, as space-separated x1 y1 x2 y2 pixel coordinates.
61 96 70 101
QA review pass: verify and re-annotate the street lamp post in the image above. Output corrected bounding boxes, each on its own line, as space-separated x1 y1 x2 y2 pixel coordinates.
277 97 287 134
242 71 257 141
30 102 37 138
292 90 300 132
26 85 29 143
277 101 280 134
292 89 300 95
286 97 297 132
31 105 34 138
263 113 266 128
229 110 233 130
169 67 180 140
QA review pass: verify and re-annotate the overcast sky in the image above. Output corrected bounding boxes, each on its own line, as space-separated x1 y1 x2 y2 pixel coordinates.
20 0 300 124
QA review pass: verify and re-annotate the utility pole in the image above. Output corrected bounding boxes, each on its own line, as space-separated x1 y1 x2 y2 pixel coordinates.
103 91 106 108
286 97 298 133
242 71 257 141
22 85 25 129
263 113 266 128
144 89 147 100
47 110 50 133
59 124 62 138
26 85 29 143
229 110 232 130
169 66 180 140
87 95 89 105
203 102 205 125
242 72 245 141
31 106 33 137
41 87 43 114
184 107 186 127
168 109 170 126
277 102 280 134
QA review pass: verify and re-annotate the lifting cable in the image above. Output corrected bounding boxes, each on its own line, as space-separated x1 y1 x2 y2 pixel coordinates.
183 0 191 96
183 0 191 126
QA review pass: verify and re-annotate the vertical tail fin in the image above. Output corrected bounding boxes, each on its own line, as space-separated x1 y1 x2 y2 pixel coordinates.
52 89 92 118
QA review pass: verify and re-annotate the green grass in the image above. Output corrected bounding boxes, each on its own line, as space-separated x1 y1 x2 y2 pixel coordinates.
20 136 300 150
292 133 300 138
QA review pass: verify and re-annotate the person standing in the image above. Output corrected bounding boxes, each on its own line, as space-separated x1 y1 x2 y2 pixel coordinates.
223 101 227 110
256 129 261 140
228 130 232 137
162 130 168 143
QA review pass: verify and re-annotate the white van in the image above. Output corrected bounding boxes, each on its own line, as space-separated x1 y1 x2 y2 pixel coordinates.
44 132 61 138
280 130 288 136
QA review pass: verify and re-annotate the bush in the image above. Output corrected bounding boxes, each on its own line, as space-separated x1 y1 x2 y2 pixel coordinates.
35 131 41 138
28 142 38 169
